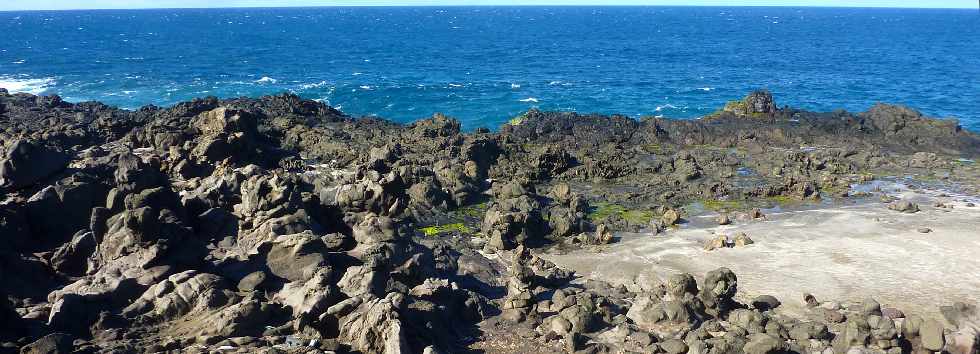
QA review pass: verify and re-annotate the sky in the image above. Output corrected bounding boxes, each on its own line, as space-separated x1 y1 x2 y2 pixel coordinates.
0 0 975 11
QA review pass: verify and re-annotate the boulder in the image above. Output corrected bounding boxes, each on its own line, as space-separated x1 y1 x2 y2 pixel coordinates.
549 208 583 237
189 107 259 163
881 307 905 319
48 231 97 276
262 232 330 282
902 314 923 338
920 319 946 352
789 322 829 341
237 271 267 292
332 171 407 217
803 293 819 308
940 302 979 329
122 271 230 320
833 317 870 352
551 182 573 203
626 296 702 333
704 235 729 251
351 214 401 246
660 339 688 354
661 208 681 226
724 90 777 117
672 153 703 182
114 153 167 190
717 213 732 225
700 267 738 314
274 267 337 317
407 180 449 210
481 196 544 250
339 293 410 354
19 333 73 354
666 273 699 299
0 140 70 189
742 333 788 354
575 224 614 245
949 326 978 354
888 200 920 213
752 295 782 312
733 232 754 247
730 309 768 334
859 298 882 316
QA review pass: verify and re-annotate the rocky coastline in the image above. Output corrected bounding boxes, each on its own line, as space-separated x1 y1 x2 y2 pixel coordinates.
1 87 979 354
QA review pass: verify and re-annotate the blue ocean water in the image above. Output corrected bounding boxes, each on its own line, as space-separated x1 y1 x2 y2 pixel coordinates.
1 7 979 131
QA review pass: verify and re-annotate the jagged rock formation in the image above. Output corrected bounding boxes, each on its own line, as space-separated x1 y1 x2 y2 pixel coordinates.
1 89 978 353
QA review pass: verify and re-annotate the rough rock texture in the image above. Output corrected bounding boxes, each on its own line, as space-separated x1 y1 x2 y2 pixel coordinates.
0 140 70 190
0 89 978 353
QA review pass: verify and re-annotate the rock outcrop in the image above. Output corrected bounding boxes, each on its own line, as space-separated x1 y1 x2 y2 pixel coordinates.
0 89 977 353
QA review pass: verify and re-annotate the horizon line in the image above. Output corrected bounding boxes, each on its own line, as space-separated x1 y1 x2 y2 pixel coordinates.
0 4 976 12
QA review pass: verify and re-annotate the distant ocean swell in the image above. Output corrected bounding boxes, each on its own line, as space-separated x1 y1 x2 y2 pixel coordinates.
0 73 717 121
1 7 978 130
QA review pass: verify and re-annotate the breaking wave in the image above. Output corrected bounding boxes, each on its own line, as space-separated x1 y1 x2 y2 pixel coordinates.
0 76 58 95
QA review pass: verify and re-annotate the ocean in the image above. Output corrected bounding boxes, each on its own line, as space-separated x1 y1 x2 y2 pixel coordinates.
1 6 978 131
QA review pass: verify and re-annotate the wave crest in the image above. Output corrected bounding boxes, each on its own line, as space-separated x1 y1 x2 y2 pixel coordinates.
0 76 58 95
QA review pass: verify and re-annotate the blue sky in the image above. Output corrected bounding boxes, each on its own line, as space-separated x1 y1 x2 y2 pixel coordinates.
0 0 975 11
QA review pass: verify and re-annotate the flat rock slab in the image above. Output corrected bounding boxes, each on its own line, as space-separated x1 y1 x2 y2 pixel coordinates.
542 189 980 319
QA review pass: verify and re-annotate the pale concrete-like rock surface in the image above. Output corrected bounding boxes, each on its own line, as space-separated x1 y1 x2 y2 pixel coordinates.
543 186 980 319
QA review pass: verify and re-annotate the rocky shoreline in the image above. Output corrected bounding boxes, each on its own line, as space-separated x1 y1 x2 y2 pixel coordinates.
1 87 979 354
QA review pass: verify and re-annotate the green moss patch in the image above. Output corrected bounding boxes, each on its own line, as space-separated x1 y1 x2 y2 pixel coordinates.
588 202 654 224
458 202 488 219
509 112 529 126
766 195 804 205
621 210 655 224
642 144 669 154
418 223 473 237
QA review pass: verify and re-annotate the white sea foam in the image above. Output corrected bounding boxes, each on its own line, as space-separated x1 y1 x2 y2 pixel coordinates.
12 60 25 64
697 87 714 91
255 76 277 84
299 81 329 90
0 76 57 94
655 104 678 112
510 83 521 89
519 97 539 103
448 83 463 88
359 85 373 90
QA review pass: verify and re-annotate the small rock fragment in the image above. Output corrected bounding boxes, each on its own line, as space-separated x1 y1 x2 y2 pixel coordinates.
888 200 920 213
803 293 819 308
717 213 732 225
661 208 681 226
704 235 729 251
733 232 754 247
752 295 782 312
